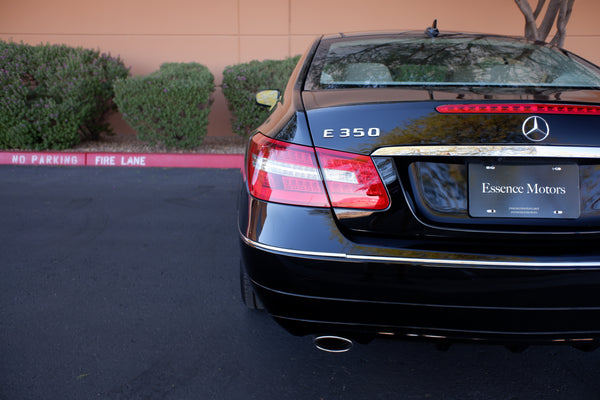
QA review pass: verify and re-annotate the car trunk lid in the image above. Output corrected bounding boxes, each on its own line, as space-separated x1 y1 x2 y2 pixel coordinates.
302 89 600 239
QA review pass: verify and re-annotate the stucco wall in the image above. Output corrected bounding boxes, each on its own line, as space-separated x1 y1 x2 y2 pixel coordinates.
2 0 599 137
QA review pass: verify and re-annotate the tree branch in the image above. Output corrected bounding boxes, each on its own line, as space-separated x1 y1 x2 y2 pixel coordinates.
551 0 575 47
533 0 547 18
538 0 562 39
514 0 540 40
516 0 575 45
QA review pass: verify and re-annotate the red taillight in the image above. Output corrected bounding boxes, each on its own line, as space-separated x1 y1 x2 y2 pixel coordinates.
315 148 390 210
436 103 600 115
247 134 389 210
248 134 330 207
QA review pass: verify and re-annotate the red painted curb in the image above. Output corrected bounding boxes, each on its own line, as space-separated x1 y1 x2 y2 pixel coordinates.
0 151 244 169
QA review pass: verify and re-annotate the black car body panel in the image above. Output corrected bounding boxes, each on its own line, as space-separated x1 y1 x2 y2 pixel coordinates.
238 31 600 348
239 195 600 344
304 92 600 152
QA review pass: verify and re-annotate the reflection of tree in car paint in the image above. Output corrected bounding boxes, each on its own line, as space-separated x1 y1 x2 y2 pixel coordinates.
369 113 526 150
413 162 468 214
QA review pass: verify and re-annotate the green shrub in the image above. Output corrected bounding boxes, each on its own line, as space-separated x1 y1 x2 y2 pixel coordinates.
222 56 300 137
0 40 129 150
114 63 214 149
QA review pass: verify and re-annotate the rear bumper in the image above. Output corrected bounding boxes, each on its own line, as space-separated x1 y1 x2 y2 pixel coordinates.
238 194 600 345
241 240 600 344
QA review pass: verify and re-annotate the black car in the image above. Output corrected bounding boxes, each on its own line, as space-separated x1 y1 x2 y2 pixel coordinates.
237 29 600 352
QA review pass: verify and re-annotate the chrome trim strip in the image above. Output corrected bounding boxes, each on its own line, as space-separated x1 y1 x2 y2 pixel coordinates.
241 235 600 270
241 235 347 259
371 145 600 158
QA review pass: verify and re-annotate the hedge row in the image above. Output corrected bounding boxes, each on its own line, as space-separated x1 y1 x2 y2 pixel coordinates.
113 56 299 147
0 40 129 150
114 63 214 149
222 56 300 137
0 40 300 150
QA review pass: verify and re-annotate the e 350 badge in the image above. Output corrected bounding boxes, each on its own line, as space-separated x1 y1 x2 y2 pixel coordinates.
323 127 381 138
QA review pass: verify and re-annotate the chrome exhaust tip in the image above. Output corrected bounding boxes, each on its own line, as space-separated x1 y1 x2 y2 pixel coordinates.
313 335 353 353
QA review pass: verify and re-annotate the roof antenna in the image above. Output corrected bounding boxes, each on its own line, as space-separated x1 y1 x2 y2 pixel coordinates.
425 19 439 38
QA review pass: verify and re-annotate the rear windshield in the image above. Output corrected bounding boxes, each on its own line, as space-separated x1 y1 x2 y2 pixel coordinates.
305 36 600 90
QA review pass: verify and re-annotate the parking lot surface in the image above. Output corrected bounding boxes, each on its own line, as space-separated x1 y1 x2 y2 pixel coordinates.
1 166 600 400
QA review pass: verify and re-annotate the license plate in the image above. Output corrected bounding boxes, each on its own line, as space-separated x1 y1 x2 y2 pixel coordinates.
468 163 580 219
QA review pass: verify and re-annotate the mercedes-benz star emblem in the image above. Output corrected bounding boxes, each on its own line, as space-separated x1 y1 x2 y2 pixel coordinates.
522 116 550 142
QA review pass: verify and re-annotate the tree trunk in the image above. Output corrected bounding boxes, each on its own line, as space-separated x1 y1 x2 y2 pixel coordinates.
514 0 575 47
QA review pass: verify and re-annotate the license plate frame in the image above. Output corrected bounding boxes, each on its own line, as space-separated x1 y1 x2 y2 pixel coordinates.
468 163 580 219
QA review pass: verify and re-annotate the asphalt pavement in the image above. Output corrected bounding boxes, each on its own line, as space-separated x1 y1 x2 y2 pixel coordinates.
2 165 600 400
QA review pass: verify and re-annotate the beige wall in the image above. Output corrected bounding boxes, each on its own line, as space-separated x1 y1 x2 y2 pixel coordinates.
2 0 599 137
